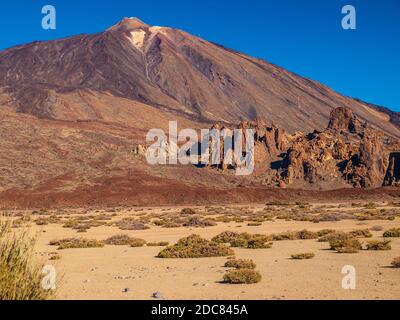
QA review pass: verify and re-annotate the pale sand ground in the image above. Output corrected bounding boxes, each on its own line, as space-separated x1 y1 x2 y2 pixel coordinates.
31 205 400 300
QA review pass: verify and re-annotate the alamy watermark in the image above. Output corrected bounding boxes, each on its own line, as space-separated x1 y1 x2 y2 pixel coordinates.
42 5 56 30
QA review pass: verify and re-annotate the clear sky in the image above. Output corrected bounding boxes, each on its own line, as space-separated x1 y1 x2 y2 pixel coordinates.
1 0 399 111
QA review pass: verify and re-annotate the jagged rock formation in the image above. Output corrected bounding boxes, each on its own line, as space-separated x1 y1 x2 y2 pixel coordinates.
202 119 288 177
208 107 400 189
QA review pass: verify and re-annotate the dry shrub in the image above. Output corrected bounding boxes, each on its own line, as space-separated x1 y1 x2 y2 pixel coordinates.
291 253 315 260
180 208 197 215
383 228 400 238
391 257 400 268
49 238 104 250
224 259 256 269
212 231 241 244
318 231 347 242
147 241 169 247
349 229 373 238
271 231 297 241
130 238 147 247
48 252 61 260
296 230 318 240
104 234 137 246
183 216 216 228
328 234 362 253
229 233 272 249
157 235 233 258
0 219 55 300
223 269 262 284
116 218 149 231
247 222 262 227
364 202 377 209
365 240 392 251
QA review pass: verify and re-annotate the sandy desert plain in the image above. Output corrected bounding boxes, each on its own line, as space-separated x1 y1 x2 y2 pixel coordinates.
3 200 399 300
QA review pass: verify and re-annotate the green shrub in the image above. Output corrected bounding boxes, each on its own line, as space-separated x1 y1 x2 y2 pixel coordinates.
224 259 256 269
223 269 262 284
291 253 315 260
157 235 234 258
0 220 55 300
383 228 400 238
365 240 391 251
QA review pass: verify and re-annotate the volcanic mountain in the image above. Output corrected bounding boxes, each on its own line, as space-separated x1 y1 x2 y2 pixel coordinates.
0 17 399 208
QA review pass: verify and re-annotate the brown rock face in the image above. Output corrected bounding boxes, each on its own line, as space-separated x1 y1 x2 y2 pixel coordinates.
344 136 389 188
384 152 400 186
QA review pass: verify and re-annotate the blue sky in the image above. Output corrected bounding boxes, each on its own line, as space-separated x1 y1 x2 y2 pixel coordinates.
1 0 399 111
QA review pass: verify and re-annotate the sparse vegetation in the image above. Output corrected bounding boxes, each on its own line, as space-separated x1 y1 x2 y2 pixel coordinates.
157 235 234 258
49 238 104 250
291 253 315 260
223 269 262 284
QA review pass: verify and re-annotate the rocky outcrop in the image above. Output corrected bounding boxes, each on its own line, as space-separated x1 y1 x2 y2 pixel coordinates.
327 106 366 134
280 107 397 188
